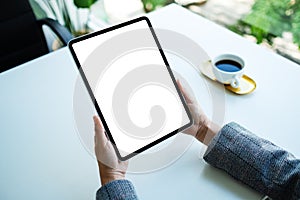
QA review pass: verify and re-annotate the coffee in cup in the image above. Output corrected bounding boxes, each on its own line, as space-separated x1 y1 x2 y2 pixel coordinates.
212 54 244 88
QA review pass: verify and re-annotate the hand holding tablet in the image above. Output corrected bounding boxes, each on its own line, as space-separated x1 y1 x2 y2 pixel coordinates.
93 116 128 185
68 17 192 160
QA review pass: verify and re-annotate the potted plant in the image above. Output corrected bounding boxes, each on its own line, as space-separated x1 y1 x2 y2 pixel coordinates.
74 0 97 35
33 0 98 36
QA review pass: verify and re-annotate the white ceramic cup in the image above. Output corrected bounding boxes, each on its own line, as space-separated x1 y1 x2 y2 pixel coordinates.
212 54 245 88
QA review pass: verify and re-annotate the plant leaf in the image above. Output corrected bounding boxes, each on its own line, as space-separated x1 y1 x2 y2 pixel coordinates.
74 0 97 8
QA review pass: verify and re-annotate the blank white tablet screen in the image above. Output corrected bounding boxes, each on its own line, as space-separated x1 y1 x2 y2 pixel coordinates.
71 18 191 159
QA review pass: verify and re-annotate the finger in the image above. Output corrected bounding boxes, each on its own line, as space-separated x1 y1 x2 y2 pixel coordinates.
93 115 107 146
176 79 193 104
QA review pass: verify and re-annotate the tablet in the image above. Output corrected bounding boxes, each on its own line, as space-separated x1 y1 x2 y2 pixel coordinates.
68 16 192 160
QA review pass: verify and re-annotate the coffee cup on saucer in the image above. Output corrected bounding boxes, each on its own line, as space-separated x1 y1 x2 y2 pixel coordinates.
212 54 244 88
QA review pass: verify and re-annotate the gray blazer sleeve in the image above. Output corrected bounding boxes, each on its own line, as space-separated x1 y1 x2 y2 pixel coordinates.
203 122 300 200
96 179 138 200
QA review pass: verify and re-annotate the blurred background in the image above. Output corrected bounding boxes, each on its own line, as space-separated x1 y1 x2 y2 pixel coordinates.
30 0 300 64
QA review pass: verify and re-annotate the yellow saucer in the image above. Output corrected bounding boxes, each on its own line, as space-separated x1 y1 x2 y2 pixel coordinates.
224 75 256 95
200 60 256 95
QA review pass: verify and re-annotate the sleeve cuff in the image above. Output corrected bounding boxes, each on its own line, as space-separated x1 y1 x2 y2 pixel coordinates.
96 179 138 200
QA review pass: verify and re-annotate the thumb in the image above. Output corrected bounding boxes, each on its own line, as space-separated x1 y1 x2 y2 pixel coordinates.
176 79 193 104
93 115 107 146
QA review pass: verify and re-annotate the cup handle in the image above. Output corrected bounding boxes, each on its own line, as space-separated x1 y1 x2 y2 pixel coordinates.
230 76 240 88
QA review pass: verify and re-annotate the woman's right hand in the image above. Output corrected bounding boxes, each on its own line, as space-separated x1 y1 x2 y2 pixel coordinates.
177 80 220 145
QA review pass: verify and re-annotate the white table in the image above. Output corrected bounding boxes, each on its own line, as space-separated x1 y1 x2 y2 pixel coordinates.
1 4 299 200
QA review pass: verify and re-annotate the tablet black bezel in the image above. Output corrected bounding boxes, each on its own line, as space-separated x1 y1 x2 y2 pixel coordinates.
68 16 193 161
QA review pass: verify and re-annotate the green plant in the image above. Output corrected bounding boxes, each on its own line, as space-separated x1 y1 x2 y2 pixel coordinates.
141 0 174 12
238 0 300 48
29 0 48 19
291 2 300 48
74 0 96 8
74 0 97 32
33 0 98 36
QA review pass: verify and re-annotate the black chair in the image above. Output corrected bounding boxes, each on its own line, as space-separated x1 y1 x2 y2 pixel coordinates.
0 0 73 73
